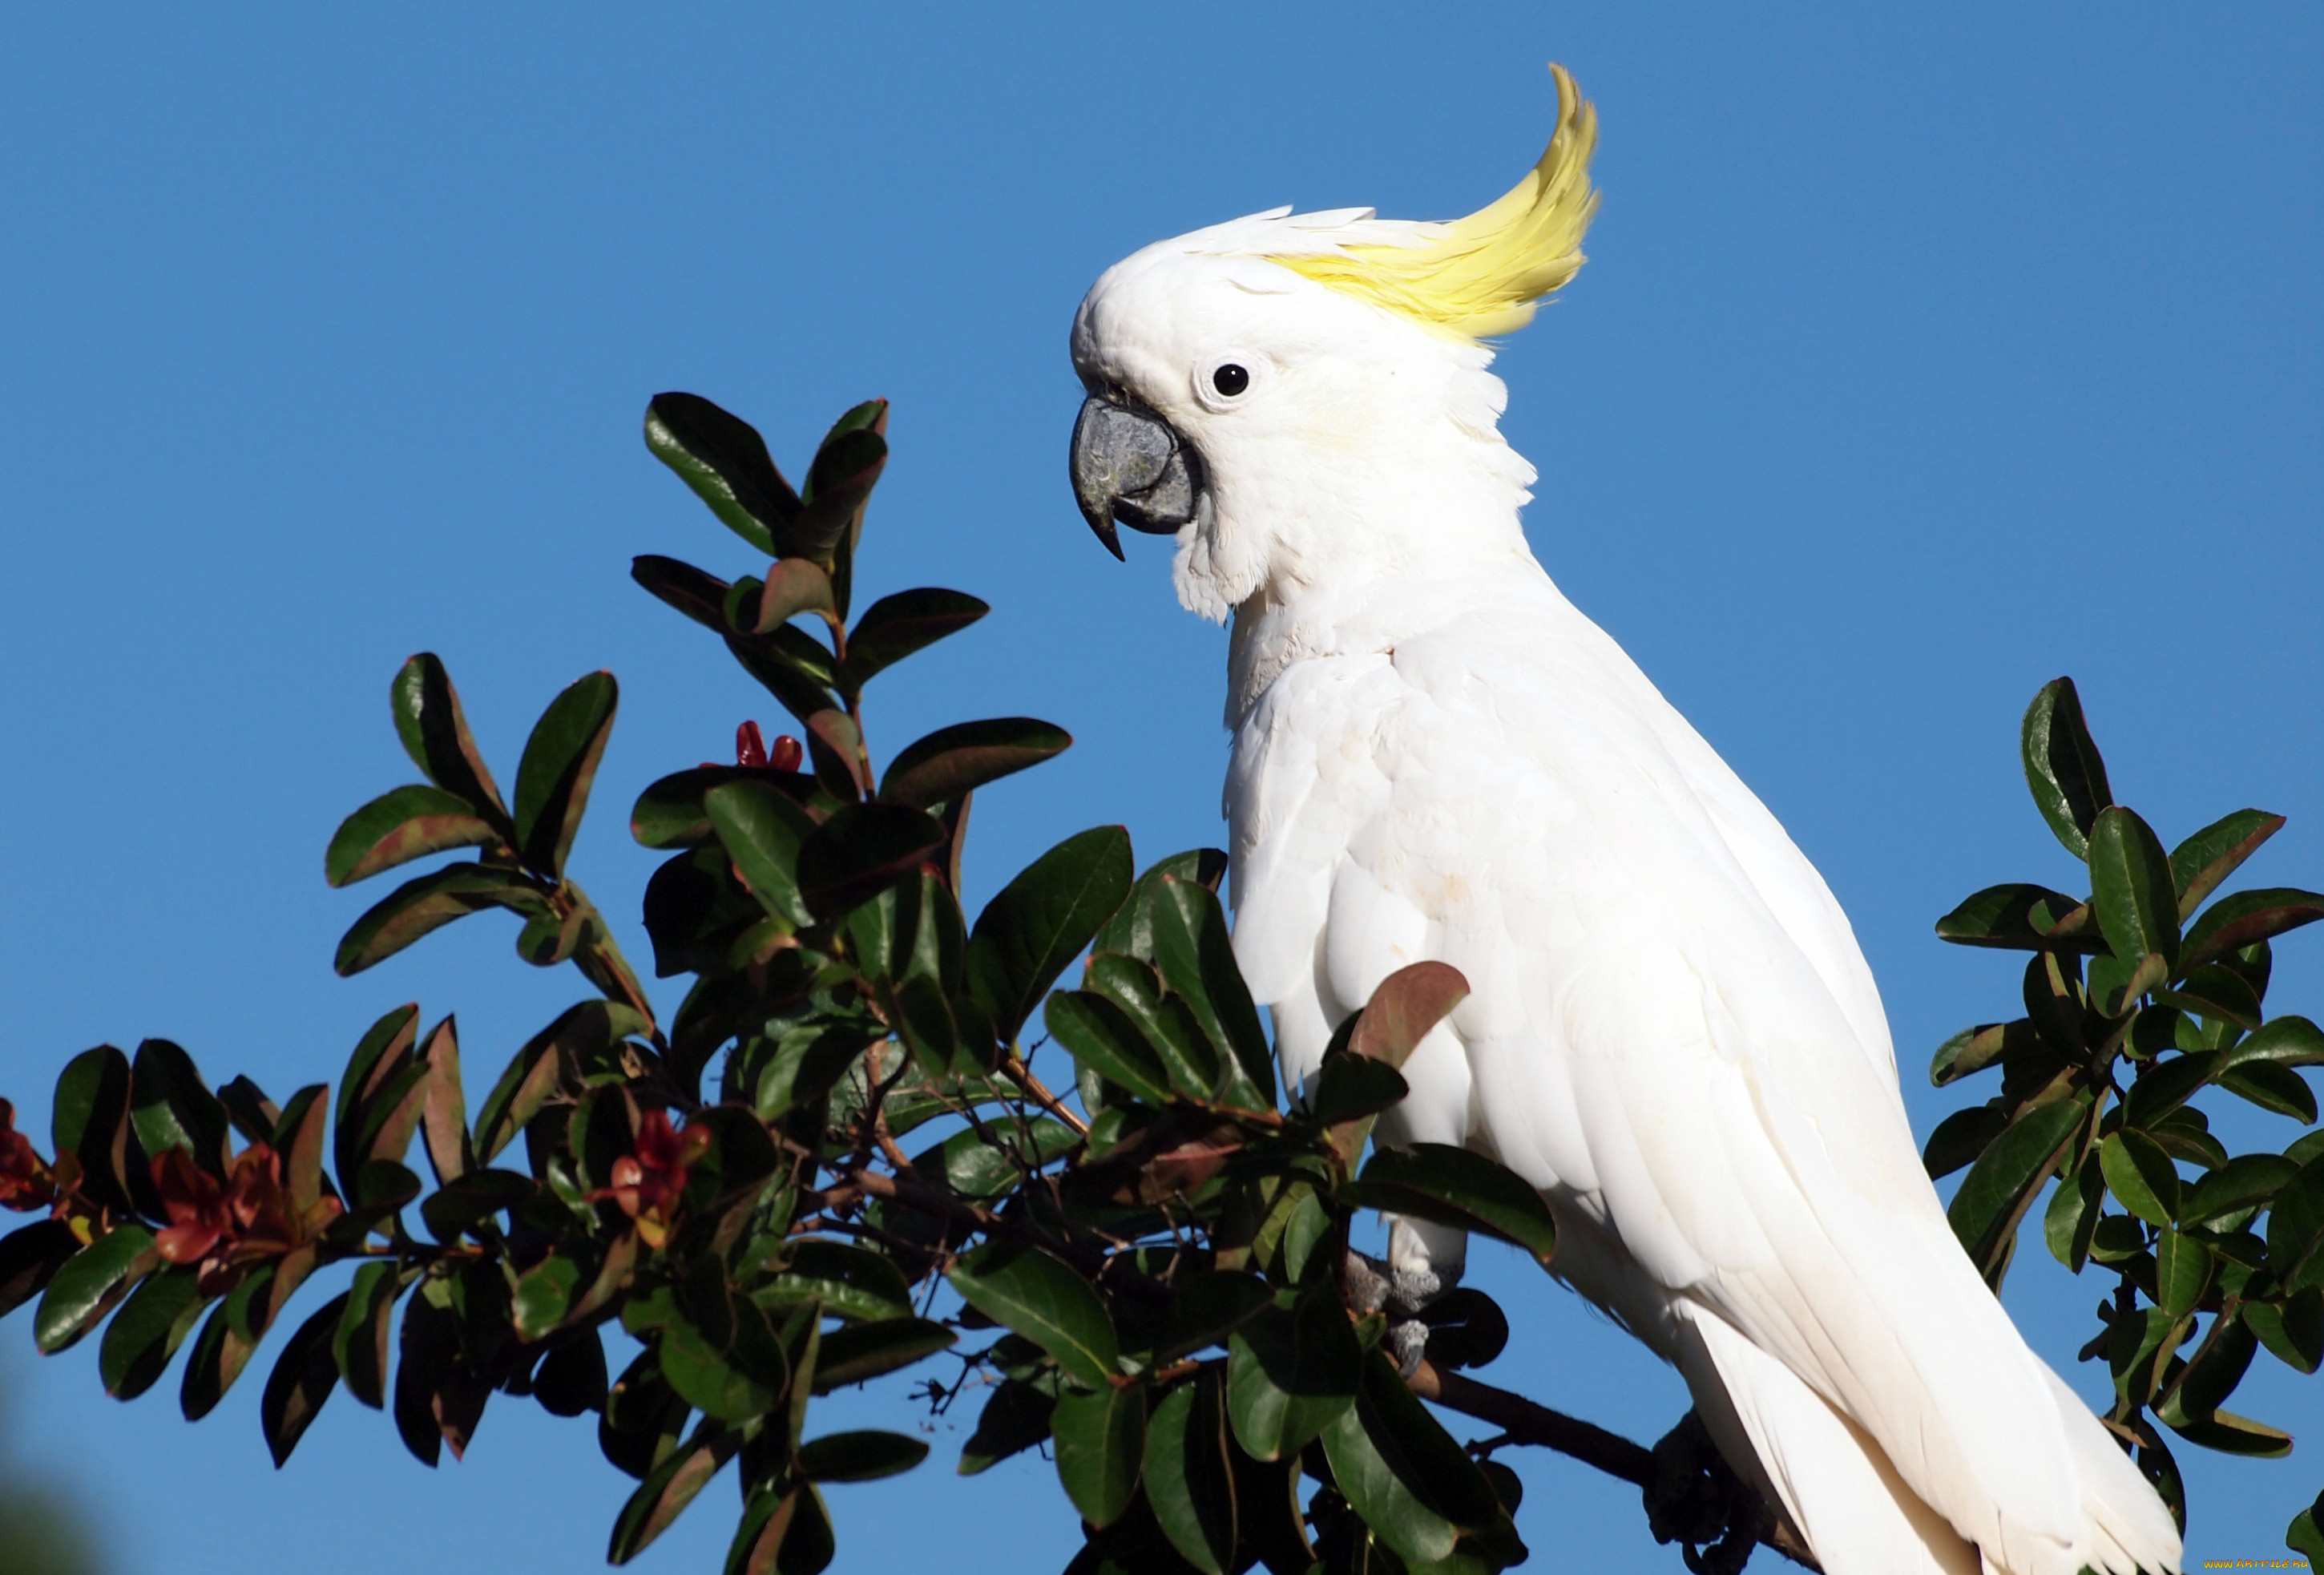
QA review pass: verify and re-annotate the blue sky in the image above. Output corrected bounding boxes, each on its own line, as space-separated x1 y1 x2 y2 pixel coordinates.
0 6 2317 1572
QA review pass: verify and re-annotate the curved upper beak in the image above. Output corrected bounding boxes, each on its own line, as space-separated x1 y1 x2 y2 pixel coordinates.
1070 394 1205 560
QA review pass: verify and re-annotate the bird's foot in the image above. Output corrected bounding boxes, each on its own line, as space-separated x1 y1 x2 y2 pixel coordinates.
1343 1250 1456 1377
1644 1410 1777 1575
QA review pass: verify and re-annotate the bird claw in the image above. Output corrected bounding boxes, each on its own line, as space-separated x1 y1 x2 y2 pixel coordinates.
1643 1411 1775 1575
1344 1250 1459 1378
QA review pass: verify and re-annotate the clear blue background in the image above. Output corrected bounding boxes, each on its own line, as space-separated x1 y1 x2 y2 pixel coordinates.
0 6 2316 1572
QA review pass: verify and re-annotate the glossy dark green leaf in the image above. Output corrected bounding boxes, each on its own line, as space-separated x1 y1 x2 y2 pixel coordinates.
2170 810 2285 919
2245 1290 2322 1375
512 671 618 878
472 1000 648 1162
754 558 836 633
794 802 946 918
958 1376 1057 1474
2290 1499 2324 1564
2266 1158 2324 1294
634 765 793 850
333 863 550 976
2221 1060 2318 1122
1319 1364 1458 1565
878 717 1071 810
644 392 799 555
1053 1380 1145 1529
261 1292 350 1467
36 1224 156 1354
1349 1345 1503 1529
334 1260 402 1408
1144 1375 1237 1574
2101 1129 2183 1226
703 779 817 927
508 1254 583 1343
2153 1226 2213 1319
129 1037 229 1179
391 653 510 828
1342 1144 1557 1262
965 826 1134 1043
1225 1290 1362 1461
1148 877 1275 1107
2183 1154 2295 1227
2222 1016 2324 1073
2156 966 2265 1034
608 1417 743 1565
51 1044 135 1216
1306 1055 1410 1128
1046 990 1172 1107
796 1428 930 1483
533 1331 608 1418
802 708 865 800
0 1219 79 1321
947 1241 1117 1390
809 1316 956 1393
837 588 988 697
2160 1405 2291 1458
1947 1098 2084 1269
1087 953 1217 1100
326 784 502 888
2090 806 2179 983
1934 885 2096 951
2020 677 2112 859
723 629 840 729
756 1240 914 1325
658 1303 785 1424
2181 888 2324 972
788 411 886 574
2164 1314 2256 1424
2043 1153 2104 1271
631 554 729 631
1925 1103 2007 1180
98 1264 204 1399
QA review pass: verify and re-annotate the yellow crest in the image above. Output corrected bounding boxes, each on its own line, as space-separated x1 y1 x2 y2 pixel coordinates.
1270 64 1600 340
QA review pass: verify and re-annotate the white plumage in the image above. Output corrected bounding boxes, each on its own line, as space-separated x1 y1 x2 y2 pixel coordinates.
1067 95 2181 1575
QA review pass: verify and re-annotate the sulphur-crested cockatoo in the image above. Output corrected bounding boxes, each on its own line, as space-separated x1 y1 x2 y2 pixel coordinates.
1066 64 2179 1575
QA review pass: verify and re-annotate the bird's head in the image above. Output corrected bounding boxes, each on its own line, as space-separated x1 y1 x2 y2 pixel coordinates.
1070 65 1600 622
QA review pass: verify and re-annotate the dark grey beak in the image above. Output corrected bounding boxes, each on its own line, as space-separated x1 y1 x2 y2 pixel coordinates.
1070 394 1204 560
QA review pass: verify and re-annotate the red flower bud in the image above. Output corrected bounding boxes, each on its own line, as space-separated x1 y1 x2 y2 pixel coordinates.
585 1108 712 1250
736 720 769 768
152 1148 231 1266
769 734 803 773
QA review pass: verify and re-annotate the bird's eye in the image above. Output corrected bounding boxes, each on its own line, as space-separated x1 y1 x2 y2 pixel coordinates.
1212 363 1250 398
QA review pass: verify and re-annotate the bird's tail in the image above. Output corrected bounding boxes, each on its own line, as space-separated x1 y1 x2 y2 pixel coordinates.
1674 1305 2181 1575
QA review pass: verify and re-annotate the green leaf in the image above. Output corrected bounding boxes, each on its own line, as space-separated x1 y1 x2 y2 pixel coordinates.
658 1303 786 1424
472 1000 648 1162
2245 1289 2322 1375
1093 849 1229 958
2169 809 2285 920
2043 1153 2104 1271
2019 677 2112 860
2182 1154 2297 1227
2152 1227 2213 1319
512 671 618 879
1052 1381 1146 1530
2266 1157 2324 1294
326 784 502 887
2088 806 2179 987
608 1417 742 1565
2100 1129 2183 1226
837 588 988 697
789 410 887 575
51 1044 136 1217
2159 1405 2291 1457
333 863 550 975
1045 991 1172 1107
1925 1103 2007 1180
2163 1313 2256 1424
1305 1054 1410 1127
512 1254 585 1343
946 1241 1118 1391
633 765 787 850
1225 1289 1362 1461
0 1219 79 1321
129 1037 229 1178
535 1331 609 1418
1320 1358 1459 1565
99 1265 204 1399
1144 1374 1237 1575
703 779 817 927
2290 1498 2324 1564
1342 1144 1557 1262
1933 886 2096 951
2154 965 2264 1034
797 1429 930 1483
2221 1015 2324 1072
335 1260 403 1408
2181 888 2324 972
2219 1060 2318 1123
756 1240 914 1325
644 392 799 556
1947 1097 2085 1269
391 653 510 828
36 1224 157 1354
631 554 730 631
261 1292 351 1467
958 1377 1056 1475
724 629 841 731
803 708 865 800
1085 953 1216 1100
878 717 1071 810
1148 876 1275 1108
794 802 946 918
753 558 835 633
810 1316 956 1393
965 826 1135 1043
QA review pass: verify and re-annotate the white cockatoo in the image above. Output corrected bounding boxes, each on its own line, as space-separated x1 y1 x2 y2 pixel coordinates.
1067 65 2181 1575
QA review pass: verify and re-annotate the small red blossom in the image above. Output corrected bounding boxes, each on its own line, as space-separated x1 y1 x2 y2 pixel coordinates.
0 1099 56 1213
736 719 769 767
152 1141 341 1294
767 734 803 773
587 1109 711 1249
